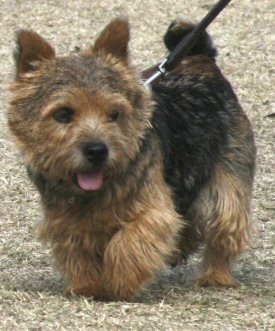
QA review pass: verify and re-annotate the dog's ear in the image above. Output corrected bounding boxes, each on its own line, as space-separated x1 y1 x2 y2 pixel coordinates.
14 30 56 78
93 18 130 63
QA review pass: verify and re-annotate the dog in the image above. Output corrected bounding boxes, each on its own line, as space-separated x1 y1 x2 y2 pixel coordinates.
8 17 255 300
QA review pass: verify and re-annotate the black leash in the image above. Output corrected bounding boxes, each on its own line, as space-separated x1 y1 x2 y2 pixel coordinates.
143 0 232 87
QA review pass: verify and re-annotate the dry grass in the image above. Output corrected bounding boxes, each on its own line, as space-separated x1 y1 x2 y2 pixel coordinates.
0 0 274 330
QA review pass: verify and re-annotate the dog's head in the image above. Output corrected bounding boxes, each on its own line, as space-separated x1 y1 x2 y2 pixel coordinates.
9 18 153 193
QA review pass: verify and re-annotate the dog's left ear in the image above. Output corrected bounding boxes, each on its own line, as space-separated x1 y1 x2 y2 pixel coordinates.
93 18 130 63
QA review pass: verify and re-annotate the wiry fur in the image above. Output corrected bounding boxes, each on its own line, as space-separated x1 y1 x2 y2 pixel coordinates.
8 18 255 300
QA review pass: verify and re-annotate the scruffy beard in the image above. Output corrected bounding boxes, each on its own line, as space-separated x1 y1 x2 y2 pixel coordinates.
26 149 139 202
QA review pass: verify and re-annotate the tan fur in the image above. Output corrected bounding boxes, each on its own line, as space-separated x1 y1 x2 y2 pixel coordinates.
198 165 251 286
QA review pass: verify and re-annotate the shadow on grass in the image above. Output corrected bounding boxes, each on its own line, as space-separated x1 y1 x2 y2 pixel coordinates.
137 260 275 304
2 257 274 303
1 264 63 296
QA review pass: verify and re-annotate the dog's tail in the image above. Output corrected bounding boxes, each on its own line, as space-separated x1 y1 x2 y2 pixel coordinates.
164 18 217 58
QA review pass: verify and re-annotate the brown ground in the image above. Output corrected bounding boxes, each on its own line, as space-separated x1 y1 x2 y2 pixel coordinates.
0 0 274 330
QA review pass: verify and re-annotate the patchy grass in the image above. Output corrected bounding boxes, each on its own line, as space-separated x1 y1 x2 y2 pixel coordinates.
0 0 274 330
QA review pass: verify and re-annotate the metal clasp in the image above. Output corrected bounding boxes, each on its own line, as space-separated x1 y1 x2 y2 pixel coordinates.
143 59 167 89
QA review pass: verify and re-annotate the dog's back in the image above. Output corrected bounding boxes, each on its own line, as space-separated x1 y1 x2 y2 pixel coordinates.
151 19 255 216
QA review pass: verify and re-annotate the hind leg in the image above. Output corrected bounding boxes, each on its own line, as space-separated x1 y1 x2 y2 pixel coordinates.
194 165 253 287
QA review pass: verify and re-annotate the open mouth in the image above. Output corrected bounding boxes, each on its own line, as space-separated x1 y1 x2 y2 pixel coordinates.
75 170 104 191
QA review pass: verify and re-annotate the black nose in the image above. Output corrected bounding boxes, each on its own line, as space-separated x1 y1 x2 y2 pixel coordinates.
82 142 108 164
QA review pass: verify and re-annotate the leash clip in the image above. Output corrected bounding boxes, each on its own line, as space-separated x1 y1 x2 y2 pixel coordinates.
158 59 168 74
143 59 167 88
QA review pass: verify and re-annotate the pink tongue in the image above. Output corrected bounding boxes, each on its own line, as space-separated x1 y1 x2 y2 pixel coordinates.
77 171 104 191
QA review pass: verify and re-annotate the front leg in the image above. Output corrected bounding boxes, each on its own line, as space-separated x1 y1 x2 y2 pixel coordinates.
102 207 181 300
36 213 105 298
48 237 104 298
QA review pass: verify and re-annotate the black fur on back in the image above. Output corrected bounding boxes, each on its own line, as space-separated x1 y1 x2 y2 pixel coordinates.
151 74 237 215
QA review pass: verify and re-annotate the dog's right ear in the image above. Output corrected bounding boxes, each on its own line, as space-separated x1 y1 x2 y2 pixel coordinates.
14 30 55 79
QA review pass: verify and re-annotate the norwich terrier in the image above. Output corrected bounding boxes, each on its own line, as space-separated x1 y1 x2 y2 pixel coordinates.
8 18 255 301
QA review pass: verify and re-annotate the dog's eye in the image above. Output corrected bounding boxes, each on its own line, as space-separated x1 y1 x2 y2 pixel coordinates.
53 108 74 124
109 110 120 121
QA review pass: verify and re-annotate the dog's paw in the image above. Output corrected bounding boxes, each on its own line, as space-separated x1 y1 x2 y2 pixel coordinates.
65 285 96 298
196 271 241 288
